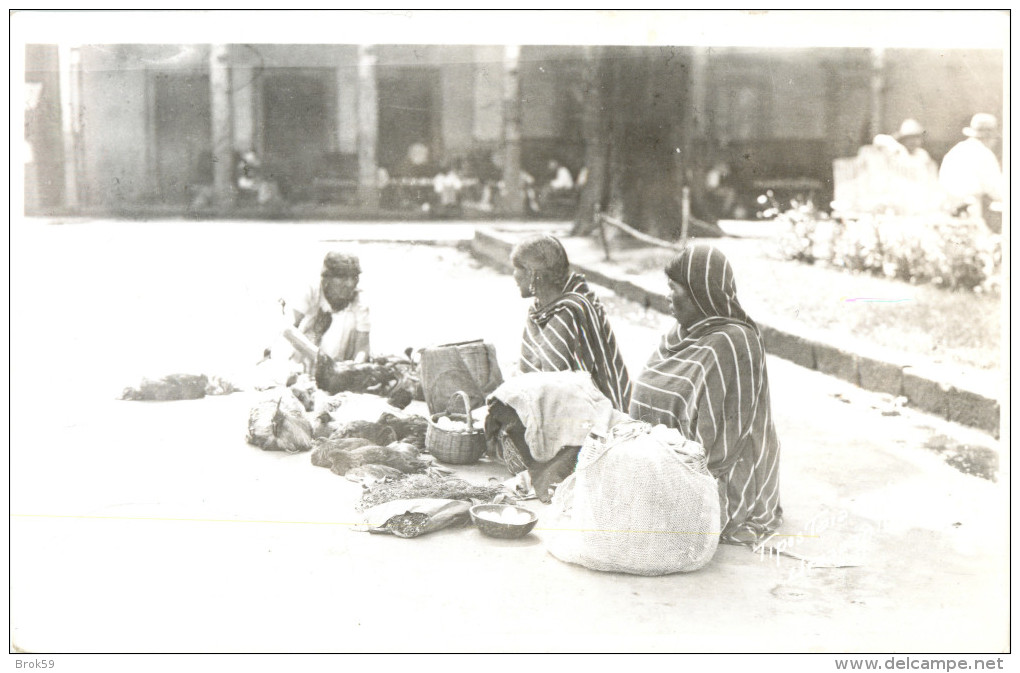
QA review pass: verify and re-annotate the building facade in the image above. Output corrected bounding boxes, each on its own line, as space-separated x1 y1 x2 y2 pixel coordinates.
24 43 1002 216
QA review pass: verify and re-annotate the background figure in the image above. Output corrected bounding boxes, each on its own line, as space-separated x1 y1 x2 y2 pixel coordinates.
939 113 1003 233
466 150 501 212
869 118 941 215
834 118 945 216
236 150 283 206
704 160 738 220
394 142 437 211
432 160 464 215
872 119 938 176
537 159 575 213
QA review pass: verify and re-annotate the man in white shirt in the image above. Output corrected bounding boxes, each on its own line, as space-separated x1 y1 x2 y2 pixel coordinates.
289 252 371 367
867 119 941 215
873 119 938 176
939 113 1003 232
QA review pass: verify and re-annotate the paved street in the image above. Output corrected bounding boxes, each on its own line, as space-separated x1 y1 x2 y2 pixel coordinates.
9 219 1008 653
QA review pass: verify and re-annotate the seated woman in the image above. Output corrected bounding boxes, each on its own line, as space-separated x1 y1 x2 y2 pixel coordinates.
510 234 631 412
629 243 782 545
285 251 371 371
486 371 630 503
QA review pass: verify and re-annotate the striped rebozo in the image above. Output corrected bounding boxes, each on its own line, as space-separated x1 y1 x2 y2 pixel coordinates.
519 272 631 412
629 243 782 546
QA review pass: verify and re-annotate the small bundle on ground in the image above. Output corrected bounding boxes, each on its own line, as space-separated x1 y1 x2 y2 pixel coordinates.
328 419 398 446
121 374 237 401
377 412 429 451
310 429 429 482
355 498 473 538
313 351 424 405
310 437 374 468
246 389 314 453
327 443 427 476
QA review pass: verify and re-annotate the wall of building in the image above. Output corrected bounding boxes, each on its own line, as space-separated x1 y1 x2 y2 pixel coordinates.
34 43 1002 212
77 47 160 206
518 46 586 176
471 46 504 147
438 45 476 161
696 46 1003 205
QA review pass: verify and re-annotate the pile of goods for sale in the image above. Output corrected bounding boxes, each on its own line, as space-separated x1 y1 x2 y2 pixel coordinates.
309 431 433 483
241 339 527 540
314 350 423 408
247 388 316 453
351 474 518 539
120 373 238 401
357 473 513 511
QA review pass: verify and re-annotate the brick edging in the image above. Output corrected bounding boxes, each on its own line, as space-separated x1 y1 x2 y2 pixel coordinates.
470 229 1001 438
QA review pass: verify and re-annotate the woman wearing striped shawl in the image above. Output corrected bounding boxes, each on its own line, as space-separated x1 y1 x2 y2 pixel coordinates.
510 235 631 412
629 243 782 545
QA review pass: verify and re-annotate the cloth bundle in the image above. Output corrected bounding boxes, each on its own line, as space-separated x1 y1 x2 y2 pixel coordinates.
544 421 721 576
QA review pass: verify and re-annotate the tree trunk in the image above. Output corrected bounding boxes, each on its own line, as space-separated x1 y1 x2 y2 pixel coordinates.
572 47 609 234
574 47 690 240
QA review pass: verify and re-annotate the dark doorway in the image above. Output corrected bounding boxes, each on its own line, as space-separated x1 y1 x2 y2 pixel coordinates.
152 71 210 205
377 67 441 173
262 70 333 200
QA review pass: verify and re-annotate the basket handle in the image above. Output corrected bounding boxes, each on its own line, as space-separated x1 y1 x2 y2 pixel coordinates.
454 390 473 430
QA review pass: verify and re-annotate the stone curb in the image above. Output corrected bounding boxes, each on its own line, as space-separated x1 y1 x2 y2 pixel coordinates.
469 229 1001 438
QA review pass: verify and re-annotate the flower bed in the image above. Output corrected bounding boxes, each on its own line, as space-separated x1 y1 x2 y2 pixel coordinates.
775 206 1001 293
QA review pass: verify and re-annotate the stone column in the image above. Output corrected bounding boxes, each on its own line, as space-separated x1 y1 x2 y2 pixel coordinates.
210 44 235 207
231 62 254 154
356 44 379 209
869 47 885 139
499 45 524 217
57 44 80 210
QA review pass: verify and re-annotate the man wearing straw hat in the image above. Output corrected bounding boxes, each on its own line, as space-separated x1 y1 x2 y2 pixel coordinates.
874 118 936 171
870 118 940 213
939 113 1004 232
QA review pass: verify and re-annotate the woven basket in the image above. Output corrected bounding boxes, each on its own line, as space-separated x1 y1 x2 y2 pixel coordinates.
426 391 487 465
456 340 494 383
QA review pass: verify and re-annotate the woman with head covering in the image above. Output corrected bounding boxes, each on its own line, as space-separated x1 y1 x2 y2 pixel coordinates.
510 234 631 412
629 243 782 545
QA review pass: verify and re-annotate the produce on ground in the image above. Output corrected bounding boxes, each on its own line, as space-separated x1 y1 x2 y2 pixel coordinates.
358 474 513 511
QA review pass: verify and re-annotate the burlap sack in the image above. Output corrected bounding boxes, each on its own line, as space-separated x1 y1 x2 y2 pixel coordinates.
545 421 720 575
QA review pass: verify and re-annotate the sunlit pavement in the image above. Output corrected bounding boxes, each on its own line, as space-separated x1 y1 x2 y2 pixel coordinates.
9 218 1008 653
